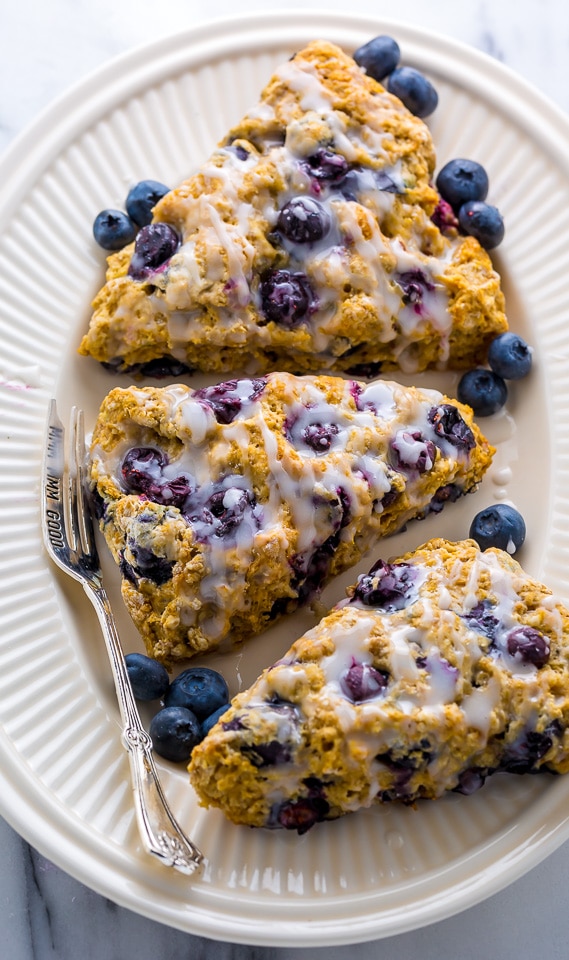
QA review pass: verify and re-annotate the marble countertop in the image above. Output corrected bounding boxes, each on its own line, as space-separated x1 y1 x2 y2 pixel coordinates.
4 1 569 957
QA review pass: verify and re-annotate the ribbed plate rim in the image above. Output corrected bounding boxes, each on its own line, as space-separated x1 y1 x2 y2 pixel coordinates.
1 9 569 946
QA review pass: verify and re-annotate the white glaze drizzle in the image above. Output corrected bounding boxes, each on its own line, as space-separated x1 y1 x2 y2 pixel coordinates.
145 53 461 368
93 374 468 643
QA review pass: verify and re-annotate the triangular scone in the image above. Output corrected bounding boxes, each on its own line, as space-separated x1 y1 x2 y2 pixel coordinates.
89 373 492 662
189 538 569 832
80 41 507 378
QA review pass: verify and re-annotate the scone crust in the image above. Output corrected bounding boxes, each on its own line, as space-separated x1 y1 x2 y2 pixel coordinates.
90 373 493 663
80 41 507 377
189 538 569 829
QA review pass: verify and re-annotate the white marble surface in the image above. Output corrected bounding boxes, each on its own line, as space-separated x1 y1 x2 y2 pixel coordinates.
4 0 569 956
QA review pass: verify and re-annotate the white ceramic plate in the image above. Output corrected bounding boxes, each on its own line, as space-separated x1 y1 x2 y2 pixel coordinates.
1 10 569 947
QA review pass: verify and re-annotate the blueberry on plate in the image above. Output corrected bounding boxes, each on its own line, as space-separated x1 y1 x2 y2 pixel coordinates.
125 652 170 701
93 209 136 250
126 179 170 227
436 159 489 212
458 200 505 249
457 368 508 417
201 703 231 737
387 67 438 117
149 706 202 762
488 332 533 380
469 503 526 554
164 666 229 721
353 35 400 82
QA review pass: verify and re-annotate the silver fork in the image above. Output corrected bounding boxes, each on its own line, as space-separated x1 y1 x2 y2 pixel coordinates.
41 400 205 877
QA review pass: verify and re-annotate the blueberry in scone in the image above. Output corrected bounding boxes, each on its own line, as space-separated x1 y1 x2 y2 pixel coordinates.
89 372 493 663
189 538 569 831
79 40 507 377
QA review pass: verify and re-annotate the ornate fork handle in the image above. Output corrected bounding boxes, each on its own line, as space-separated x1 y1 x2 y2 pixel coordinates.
88 584 204 875
42 402 204 877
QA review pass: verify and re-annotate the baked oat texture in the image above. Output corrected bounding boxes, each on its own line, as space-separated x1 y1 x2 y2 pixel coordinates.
189 538 569 831
79 40 507 377
89 372 493 663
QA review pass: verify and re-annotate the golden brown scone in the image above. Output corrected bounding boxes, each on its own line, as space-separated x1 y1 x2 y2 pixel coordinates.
79 41 507 378
89 372 493 663
189 538 569 831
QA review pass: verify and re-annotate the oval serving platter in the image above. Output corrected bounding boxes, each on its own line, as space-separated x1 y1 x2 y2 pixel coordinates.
0 10 569 946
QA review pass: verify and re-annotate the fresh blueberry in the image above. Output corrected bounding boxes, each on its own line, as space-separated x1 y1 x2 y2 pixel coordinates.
340 660 389 702
353 35 400 82
194 378 266 424
259 270 315 327
488 332 532 380
277 196 330 244
352 560 418 610
457 368 508 416
149 706 202 762
391 430 436 473
302 148 350 183
93 209 136 250
427 404 476 451
436 159 489 212
469 503 526 553
125 652 170 701
506 626 550 668
164 667 229 721
458 200 505 249
387 67 438 118
128 222 180 280
201 703 231 737
125 179 170 227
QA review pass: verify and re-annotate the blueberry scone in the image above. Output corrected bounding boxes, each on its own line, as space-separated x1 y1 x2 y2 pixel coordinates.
189 538 569 832
79 40 507 378
89 373 492 662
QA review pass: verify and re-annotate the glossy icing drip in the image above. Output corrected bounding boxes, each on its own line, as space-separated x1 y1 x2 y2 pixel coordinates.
151 55 459 371
92 374 476 643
